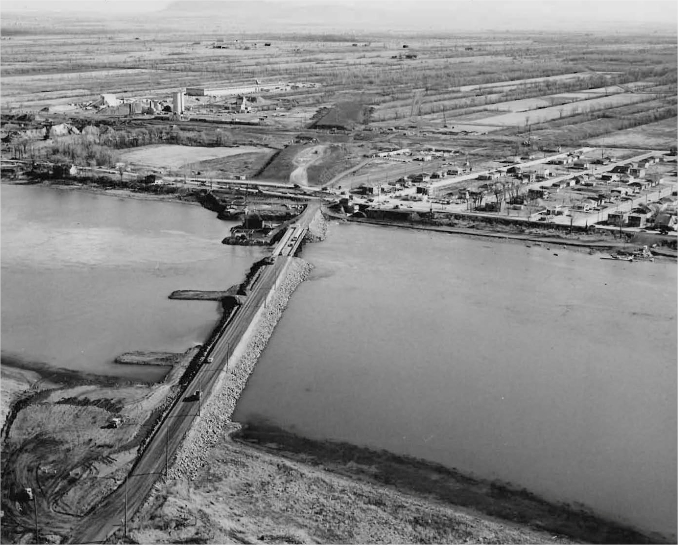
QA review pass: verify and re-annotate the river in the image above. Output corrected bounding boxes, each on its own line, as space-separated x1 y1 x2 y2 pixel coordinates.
1 184 265 382
234 221 677 540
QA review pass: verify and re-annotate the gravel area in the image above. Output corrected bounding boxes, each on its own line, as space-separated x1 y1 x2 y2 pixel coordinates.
168 257 313 480
305 208 328 242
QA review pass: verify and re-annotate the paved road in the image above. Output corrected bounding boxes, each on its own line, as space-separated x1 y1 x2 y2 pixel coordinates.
68 202 320 543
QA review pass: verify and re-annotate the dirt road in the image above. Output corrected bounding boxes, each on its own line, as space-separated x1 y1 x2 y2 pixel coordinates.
289 145 327 186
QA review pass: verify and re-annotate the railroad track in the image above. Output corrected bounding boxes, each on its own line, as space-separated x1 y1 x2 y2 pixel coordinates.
69 201 320 543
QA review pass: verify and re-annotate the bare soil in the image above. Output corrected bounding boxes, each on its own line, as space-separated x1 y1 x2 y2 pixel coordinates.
0 346 198 543
130 429 575 545
186 149 278 179
118 144 272 170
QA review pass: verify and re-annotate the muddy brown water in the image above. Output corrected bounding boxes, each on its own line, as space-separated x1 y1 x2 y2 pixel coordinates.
1 183 266 382
234 221 677 541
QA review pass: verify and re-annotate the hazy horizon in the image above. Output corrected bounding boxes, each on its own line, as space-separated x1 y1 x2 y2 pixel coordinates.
2 0 676 32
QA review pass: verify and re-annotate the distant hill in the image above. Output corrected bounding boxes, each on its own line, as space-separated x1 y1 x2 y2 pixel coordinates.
161 0 405 32
161 0 677 33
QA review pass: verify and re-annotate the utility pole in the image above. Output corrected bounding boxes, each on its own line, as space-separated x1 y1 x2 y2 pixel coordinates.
124 477 128 537
33 494 39 544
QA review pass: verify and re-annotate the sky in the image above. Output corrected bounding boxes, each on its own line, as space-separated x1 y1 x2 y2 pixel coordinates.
1 0 676 30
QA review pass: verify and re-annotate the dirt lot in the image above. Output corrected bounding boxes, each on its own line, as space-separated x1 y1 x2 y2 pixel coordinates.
118 144 273 170
182 150 278 179
0 347 198 543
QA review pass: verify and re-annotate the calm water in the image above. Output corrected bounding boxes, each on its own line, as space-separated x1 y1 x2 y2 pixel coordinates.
1 184 265 382
234 222 677 539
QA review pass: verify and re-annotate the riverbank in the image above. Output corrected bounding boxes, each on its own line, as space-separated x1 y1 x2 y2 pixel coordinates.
349 216 677 257
3 179 204 206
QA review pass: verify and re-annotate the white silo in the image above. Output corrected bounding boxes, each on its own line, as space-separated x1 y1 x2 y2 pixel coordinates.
173 91 184 114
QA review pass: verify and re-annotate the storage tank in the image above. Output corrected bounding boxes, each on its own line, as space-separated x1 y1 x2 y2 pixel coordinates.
172 91 184 114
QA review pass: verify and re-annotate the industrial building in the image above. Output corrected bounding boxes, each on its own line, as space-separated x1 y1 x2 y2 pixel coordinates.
186 85 262 97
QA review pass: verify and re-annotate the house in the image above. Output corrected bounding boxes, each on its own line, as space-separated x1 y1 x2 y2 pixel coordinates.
628 181 648 192
521 172 536 183
545 204 568 216
404 54 418 59
527 188 549 200
627 214 647 228
612 164 632 174
611 186 631 196
601 173 619 183
655 212 678 231
477 171 500 181
573 199 596 211
572 159 590 169
447 167 464 175
52 164 78 178
507 165 522 175
629 167 646 178
608 211 629 226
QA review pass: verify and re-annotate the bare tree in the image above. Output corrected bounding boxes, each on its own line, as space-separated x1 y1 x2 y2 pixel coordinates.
492 181 506 211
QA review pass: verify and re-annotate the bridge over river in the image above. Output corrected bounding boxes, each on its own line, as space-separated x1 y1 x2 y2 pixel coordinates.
69 200 321 543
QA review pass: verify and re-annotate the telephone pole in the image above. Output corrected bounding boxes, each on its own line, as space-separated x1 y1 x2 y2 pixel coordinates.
33 494 39 544
124 477 128 537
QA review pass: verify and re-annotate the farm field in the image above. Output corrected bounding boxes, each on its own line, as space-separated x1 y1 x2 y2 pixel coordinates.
460 93 658 128
588 117 678 149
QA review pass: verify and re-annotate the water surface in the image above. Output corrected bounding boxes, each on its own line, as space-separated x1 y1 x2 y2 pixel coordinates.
234 222 677 539
1 184 265 381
